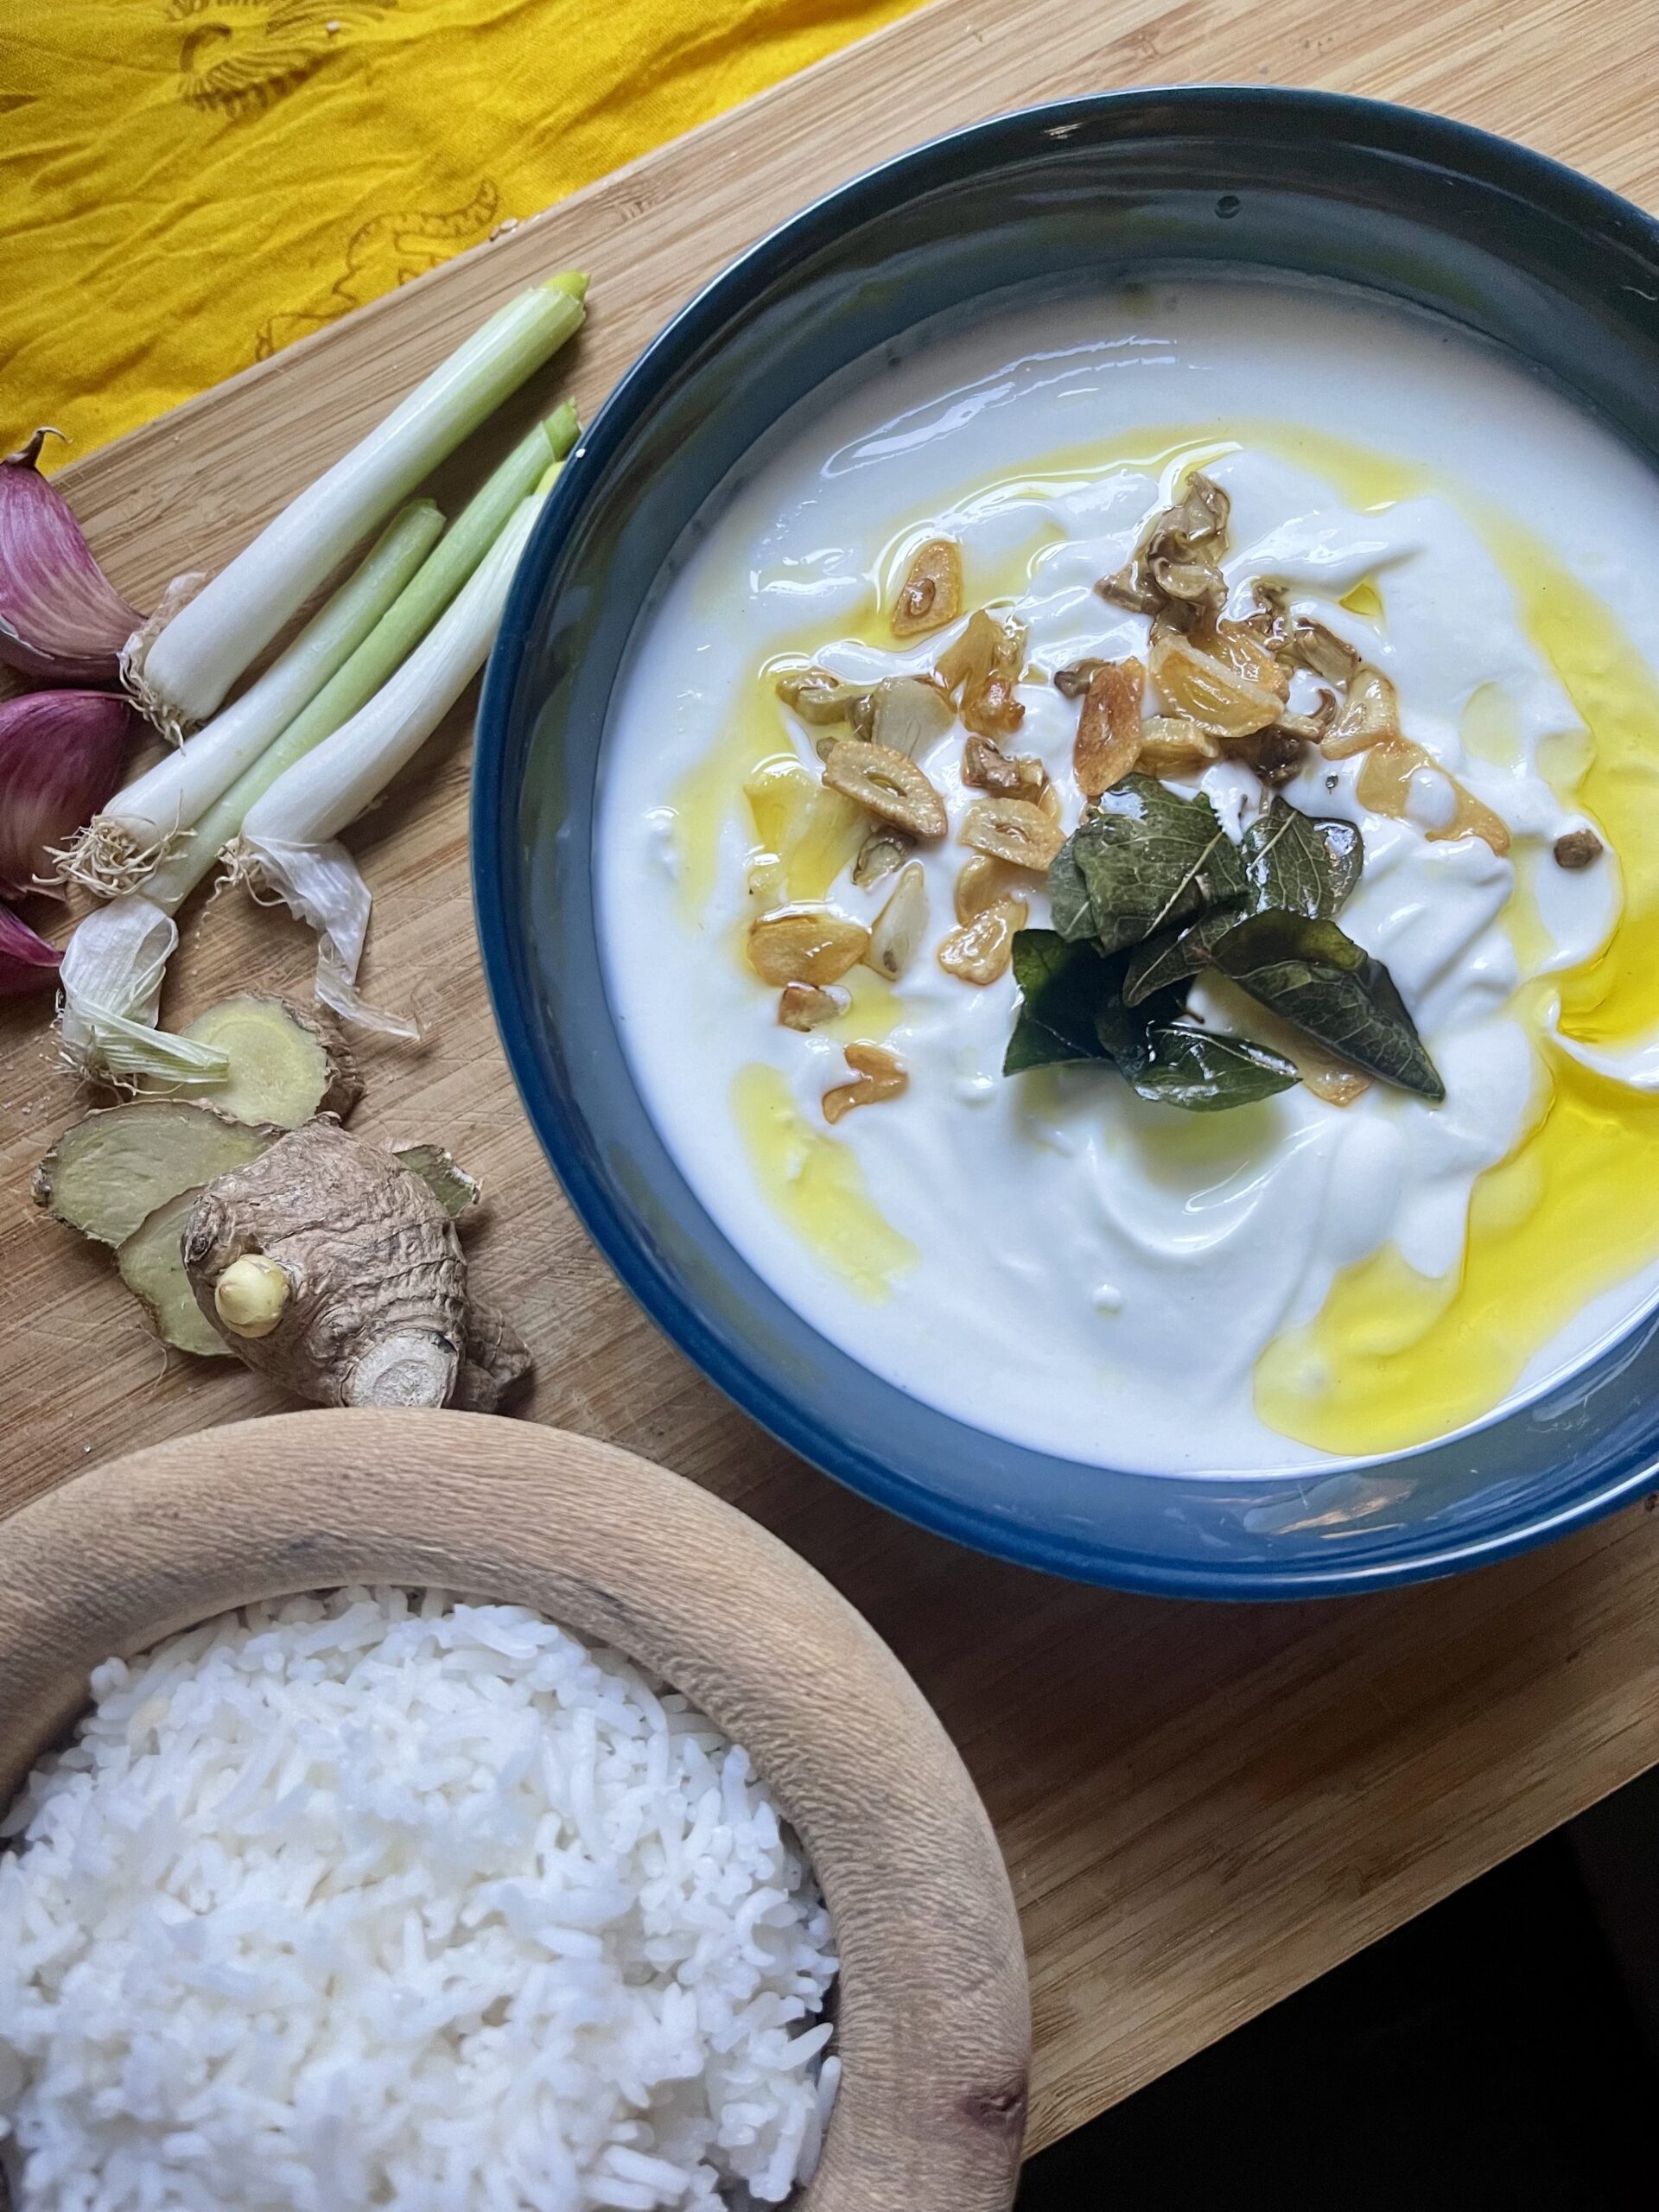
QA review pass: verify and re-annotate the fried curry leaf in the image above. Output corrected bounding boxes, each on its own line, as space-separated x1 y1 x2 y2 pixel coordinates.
1122 906 1239 1006
1122 798 1363 1005
1092 970 1188 1075
1211 910 1445 1101
1242 797 1362 918
1002 931 1180 1077
1128 1024 1300 1112
1046 839 1098 944
1003 930 1290 1109
1012 790 1383 1109
1003 931 1116 1071
1047 774 1244 951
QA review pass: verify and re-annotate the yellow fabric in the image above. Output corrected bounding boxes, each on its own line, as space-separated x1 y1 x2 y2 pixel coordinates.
0 0 918 459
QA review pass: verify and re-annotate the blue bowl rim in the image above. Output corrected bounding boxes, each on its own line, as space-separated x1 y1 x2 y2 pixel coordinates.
474 83 1659 1599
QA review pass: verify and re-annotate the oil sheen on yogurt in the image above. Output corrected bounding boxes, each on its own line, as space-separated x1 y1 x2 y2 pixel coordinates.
598 278 1659 1475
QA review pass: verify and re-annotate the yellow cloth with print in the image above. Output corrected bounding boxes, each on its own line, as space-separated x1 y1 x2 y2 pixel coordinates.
0 0 917 458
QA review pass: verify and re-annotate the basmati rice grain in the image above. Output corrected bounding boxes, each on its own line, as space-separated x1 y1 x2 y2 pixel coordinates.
0 1588 838 2212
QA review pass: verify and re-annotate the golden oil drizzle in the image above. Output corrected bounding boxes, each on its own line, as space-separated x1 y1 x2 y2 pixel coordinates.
1256 435 1659 1455
669 413 1659 1433
730 1063 918 1300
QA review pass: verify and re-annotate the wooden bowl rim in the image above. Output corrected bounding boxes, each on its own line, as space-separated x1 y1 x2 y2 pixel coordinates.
0 1409 1029 2210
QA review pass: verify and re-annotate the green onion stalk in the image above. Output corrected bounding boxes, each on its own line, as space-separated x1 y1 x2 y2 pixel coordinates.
57 401 577 1084
127 274 586 735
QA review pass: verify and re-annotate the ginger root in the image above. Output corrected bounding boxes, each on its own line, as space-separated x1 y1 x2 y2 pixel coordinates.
454 1299 536 1412
35 1101 276 1247
117 1188 236 1360
213 1253 290 1338
38 1028 528 1411
182 1118 529 1411
158 995 363 1128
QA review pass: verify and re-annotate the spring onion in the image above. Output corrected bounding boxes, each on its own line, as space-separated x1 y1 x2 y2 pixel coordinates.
237 484 549 1030
54 412 577 1083
191 404 575 882
64 502 442 896
127 273 587 734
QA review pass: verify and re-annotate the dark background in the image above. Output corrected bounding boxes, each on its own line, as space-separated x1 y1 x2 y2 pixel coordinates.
1017 1764 1659 2209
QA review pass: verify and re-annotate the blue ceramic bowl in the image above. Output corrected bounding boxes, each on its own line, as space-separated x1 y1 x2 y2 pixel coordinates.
474 86 1659 1598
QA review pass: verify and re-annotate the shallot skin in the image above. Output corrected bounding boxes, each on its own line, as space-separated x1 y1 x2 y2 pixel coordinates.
0 689 139 899
0 902 61 995
0 431 142 685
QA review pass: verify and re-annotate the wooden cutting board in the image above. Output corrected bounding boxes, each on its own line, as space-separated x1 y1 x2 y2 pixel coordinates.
7 0 1659 2158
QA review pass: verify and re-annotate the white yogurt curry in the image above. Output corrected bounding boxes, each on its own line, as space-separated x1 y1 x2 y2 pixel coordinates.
600 280 1659 1474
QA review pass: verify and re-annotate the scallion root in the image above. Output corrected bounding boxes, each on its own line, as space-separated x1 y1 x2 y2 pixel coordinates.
53 817 183 899
118 571 209 744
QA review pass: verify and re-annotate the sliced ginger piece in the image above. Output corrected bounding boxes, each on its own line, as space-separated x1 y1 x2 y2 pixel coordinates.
35 1101 276 1248
117 1188 234 1359
170 995 362 1128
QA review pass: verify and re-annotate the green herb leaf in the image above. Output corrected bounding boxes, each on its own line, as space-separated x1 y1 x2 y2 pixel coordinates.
1211 910 1446 1101
1003 931 1116 1071
1122 907 1237 1005
1046 841 1099 944
1047 774 1243 951
1128 1023 1301 1112
1241 798 1362 918
1122 798 1363 1005
1003 930 1282 1111
1093 973 1188 1075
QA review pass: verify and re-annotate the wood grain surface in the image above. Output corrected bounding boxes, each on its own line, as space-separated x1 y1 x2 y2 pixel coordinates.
5 0 1659 2157
0 1413 1031 2210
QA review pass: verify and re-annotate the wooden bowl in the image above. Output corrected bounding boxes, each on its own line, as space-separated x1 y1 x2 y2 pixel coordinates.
0 1409 1029 2211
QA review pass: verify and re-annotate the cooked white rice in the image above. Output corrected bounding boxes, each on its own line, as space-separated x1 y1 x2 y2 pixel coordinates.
0 1587 838 2212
